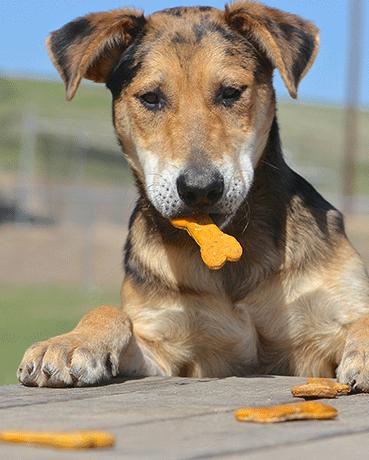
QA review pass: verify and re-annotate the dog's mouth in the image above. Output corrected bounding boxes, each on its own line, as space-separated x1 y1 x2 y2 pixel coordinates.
209 212 230 228
165 208 233 230
148 190 241 229
143 171 247 230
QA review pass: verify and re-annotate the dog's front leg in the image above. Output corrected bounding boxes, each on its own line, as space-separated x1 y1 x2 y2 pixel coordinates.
337 315 369 392
17 305 147 387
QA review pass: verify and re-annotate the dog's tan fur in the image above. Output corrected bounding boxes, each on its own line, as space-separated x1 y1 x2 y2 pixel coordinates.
18 1 369 390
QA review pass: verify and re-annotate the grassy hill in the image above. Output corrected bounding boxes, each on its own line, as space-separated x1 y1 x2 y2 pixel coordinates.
0 283 120 385
1 77 368 193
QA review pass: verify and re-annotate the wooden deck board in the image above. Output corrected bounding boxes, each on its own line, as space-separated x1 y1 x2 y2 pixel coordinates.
1 376 369 459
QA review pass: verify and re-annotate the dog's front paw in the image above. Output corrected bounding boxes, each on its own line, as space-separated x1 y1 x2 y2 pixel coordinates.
17 332 129 387
337 345 369 392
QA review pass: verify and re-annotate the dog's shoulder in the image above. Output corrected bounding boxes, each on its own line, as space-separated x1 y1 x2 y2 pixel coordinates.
287 168 345 235
282 167 346 262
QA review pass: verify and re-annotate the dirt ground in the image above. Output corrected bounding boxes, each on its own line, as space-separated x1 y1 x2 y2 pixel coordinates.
0 214 367 286
0 223 127 285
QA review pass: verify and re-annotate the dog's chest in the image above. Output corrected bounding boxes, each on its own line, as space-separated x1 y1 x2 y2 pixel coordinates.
191 302 260 376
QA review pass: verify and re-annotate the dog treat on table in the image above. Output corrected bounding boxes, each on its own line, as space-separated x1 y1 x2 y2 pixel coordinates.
291 378 351 399
170 214 243 270
234 401 337 423
306 377 351 394
291 383 337 399
0 430 115 449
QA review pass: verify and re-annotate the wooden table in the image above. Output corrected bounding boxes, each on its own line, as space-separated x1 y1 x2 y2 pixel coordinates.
1 376 369 459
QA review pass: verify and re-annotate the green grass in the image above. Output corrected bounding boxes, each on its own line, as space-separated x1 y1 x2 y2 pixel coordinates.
0 77 111 120
0 77 127 184
278 102 369 195
0 284 120 385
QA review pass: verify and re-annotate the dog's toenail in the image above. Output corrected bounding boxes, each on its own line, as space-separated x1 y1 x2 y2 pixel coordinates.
26 363 34 374
42 364 54 377
70 366 82 378
106 353 118 376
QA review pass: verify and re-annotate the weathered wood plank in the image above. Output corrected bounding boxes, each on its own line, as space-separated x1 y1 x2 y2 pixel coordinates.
0 376 369 459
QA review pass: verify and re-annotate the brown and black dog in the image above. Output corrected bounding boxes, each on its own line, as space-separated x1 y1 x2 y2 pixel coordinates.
18 1 369 389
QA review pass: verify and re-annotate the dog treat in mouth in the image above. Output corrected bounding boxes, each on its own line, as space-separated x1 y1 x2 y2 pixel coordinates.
292 378 351 399
234 401 337 423
170 214 243 269
0 430 115 449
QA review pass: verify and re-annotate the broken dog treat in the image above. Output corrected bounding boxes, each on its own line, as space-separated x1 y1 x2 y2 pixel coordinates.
0 430 115 449
170 214 243 269
234 401 337 423
292 378 351 399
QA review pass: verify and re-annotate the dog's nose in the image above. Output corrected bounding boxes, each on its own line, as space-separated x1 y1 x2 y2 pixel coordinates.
176 168 224 208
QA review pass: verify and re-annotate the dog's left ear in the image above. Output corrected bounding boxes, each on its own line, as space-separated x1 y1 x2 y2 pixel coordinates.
46 9 146 100
225 1 319 98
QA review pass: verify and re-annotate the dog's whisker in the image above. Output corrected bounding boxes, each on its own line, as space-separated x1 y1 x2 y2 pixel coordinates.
146 173 166 178
261 160 279 171
241 199 251 234
166 162 181 170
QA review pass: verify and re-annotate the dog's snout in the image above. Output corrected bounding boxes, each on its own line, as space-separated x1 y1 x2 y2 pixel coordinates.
176 168 224 208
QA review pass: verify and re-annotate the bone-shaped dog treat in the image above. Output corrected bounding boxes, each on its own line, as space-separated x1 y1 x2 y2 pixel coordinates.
170 214 243 270
291 378 351 399
234 401 337 423
0 431 115 449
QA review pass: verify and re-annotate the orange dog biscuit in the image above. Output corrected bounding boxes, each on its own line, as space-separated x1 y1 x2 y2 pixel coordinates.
0 431 115 449
234 401 337 423
291 384 337 399
306 378 350 394
292 378 351 399
170 214 243 269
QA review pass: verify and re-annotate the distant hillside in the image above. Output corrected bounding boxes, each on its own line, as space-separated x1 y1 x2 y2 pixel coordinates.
1 77 368 194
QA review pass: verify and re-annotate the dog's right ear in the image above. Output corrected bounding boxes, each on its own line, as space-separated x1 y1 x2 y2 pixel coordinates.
46 9 146 100
225 1 319 99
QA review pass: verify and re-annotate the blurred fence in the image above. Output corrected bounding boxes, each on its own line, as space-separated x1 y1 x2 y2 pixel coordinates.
1 104 368 226
2 109 135 227
0 91 137 287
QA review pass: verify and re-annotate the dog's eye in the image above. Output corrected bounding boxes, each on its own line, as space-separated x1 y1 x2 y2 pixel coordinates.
138 91 165 111
216 86 245 107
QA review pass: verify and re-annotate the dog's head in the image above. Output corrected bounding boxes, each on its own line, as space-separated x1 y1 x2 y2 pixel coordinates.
47 1 318 225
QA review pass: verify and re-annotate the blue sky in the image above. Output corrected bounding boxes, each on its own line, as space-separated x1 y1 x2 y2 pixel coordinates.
1 0 368 106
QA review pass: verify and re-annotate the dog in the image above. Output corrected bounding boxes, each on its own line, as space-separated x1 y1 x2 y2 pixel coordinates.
18 1 369 389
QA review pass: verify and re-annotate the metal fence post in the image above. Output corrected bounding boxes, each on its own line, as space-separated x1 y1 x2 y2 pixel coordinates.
342 0 364 214
15 107 37 222
79 131 96 291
